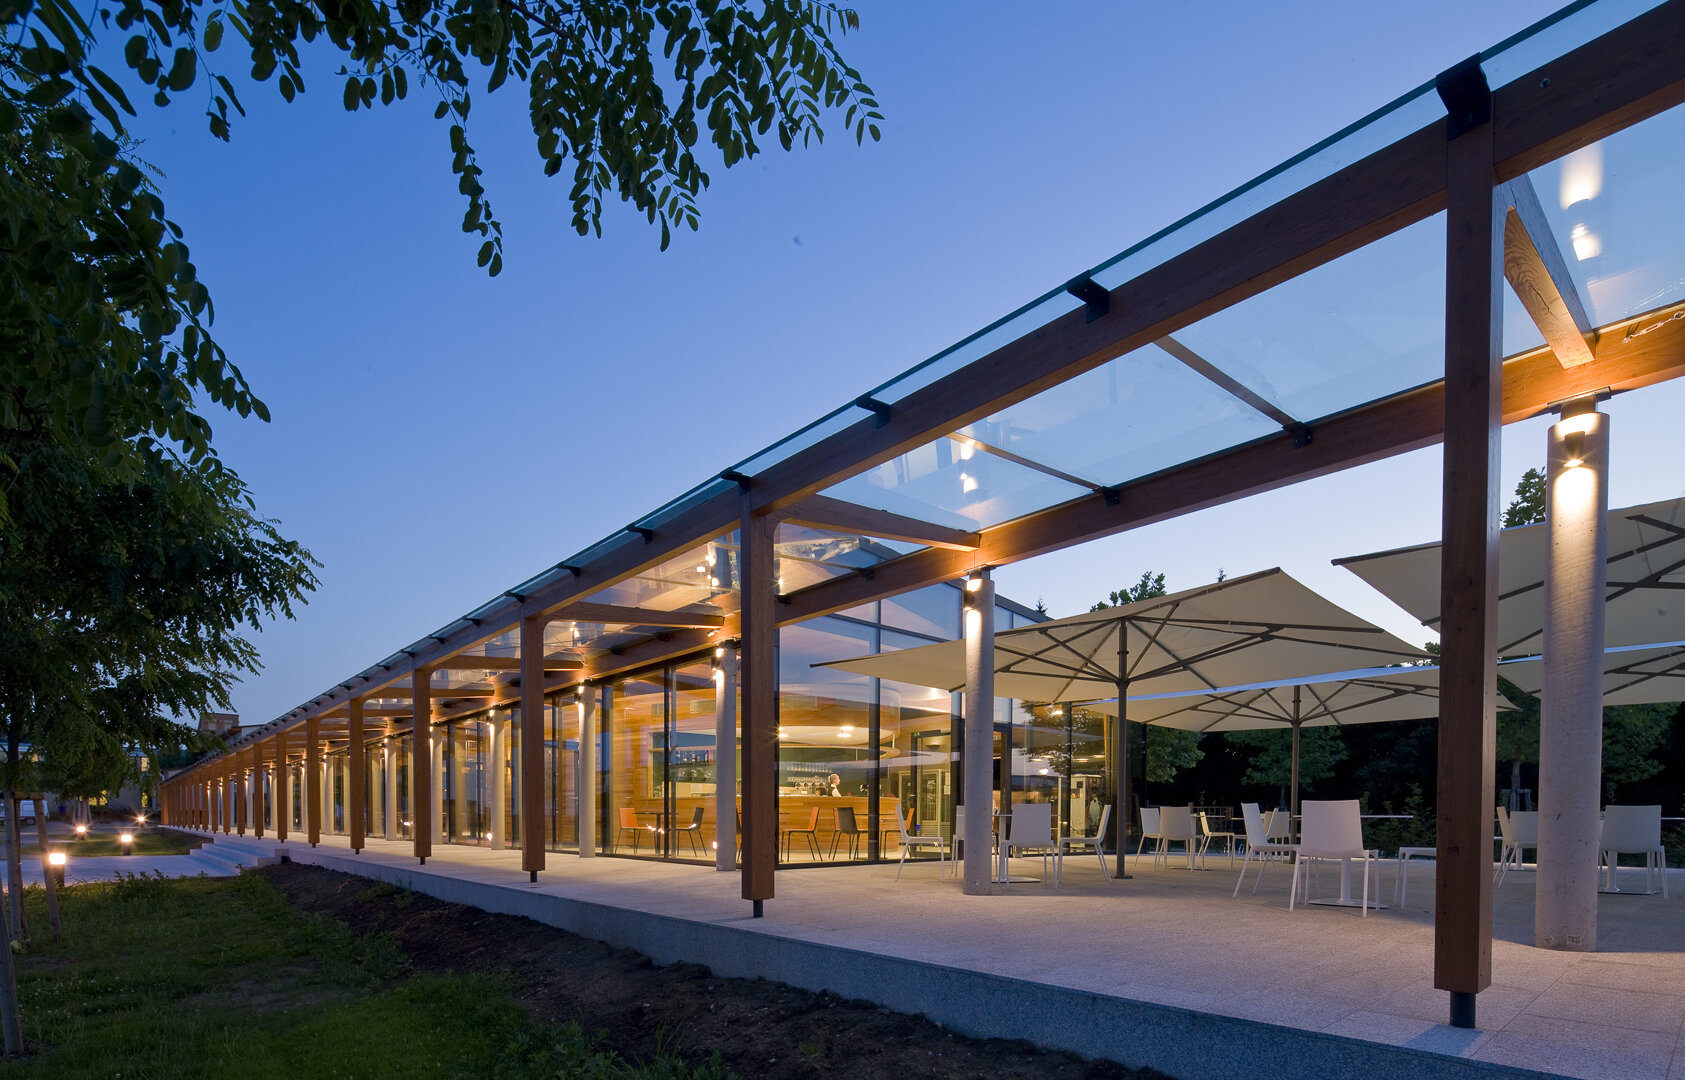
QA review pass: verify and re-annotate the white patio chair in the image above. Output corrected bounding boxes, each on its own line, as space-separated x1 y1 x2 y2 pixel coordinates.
1395 846 1434 906
1055 804 1111 888
1198 811 1239 868
1266 805 1291 844
1495 806 1539 885
1290 799 1378 917
1156 806 1200 869
893 804 949 880
1601 804 1668 897
1135 806 1162 865
1005 802 1053 882
1233 802 1297 897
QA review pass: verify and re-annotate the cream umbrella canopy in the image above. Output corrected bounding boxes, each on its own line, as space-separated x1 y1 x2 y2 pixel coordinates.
1336 497 1685 656
1499 641 1685 707
1083 665 1490 836
819 568 1429 863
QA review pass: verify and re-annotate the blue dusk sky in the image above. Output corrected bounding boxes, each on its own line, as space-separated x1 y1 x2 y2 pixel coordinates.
120 0 1685 726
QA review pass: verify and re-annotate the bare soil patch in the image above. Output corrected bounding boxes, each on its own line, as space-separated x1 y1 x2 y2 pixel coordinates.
260 863 1165 1080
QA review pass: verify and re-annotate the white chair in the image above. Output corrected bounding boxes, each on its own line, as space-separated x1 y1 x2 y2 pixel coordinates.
1290 799 1378 917
1005 802 1053 881
1198 811 1239 868
1055 804 1111 887
1266 806 1292 845
1601 804 1668 897
1135 806 1162 865
1395 847 1435 906
893 804 949 881
1156 806 1200 869
1495 806 1539 885
1232 802 1297 897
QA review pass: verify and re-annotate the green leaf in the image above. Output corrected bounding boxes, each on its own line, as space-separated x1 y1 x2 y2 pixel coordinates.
204 15 223 51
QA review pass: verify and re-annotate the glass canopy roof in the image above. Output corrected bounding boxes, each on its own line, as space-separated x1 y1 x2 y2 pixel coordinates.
278 0 1684 727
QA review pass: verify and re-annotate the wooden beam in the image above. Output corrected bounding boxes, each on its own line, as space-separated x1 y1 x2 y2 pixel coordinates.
520 615 546 879
779 493 982 551
305 714 321 847
778 298 1685 626
413 667 433 863
550 601 725 628
1434 62 1499 1021
1502 175 1596 368
431 655 584 671
740 501 778 908
348 697 366 853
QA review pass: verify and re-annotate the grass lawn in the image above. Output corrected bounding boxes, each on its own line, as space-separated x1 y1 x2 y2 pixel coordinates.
1 873 730 1079
13 830 197 858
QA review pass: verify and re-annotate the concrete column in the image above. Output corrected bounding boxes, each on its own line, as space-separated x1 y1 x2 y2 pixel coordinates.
384 740 398 841
430 728 445 847
489 715 508 849
715 647 739 871
306 716 322 846
322 759 334 836
962 572 996 895
348 698 366 852
1536 405 1610 951
579 687 598 857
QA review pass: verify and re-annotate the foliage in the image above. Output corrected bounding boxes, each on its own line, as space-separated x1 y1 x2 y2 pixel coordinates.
1224 726 1345 793
1601 702 1672 802
3 0 881 275
1357 783 1435 855
0 431 318 801
1089 571 1166 612
4 873 732 1078
1504 467 1546 528
1144 726 1201 785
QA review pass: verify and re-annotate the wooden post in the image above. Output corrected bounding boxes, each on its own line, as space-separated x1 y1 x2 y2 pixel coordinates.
413 667 433 864
306 715 322 847
348 698 366 852
739 503 778 914
274 727 289 842
1434 56 1500 1031
520 614 548 881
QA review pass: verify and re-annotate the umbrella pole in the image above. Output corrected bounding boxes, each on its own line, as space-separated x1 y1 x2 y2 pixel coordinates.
1112 626 1132 878
1290 686 1302 845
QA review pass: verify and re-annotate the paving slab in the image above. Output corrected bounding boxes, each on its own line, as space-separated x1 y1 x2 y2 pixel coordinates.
169 828 1683 1080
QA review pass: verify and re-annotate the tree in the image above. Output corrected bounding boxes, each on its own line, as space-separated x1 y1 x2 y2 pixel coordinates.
1225 726 1345 804
1504 467 1545 528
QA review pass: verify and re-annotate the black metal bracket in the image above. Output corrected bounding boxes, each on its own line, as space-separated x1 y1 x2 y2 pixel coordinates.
556 563 583 577
855 395 892 426
1435 55 1491 140
626 524 655 543
1287 423 1313 448
503 590 527 602
1098 485 1123 507
1065 275 1110 322
721 468 752 490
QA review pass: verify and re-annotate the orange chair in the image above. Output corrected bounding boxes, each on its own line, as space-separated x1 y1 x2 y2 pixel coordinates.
616 807 655 853
782 806 821 861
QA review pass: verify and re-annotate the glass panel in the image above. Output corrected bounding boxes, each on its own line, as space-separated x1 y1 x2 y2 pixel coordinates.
775 523 921 594
734 404 875 478
670 661 719 860
633 477 736 531
546 697 577 851
871 291 1085 404
1480 0 1668 90
778 616 875 865
609 673 665 855
823 435 1090 532
585 534 738 613
1172 213 1448 423
1518 103 1685 329
958 346 1280 489
881 586 961 641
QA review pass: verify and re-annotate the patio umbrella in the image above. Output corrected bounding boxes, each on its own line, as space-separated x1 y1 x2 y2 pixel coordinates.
1082 665 1499 836
819 568 1428 864
1498 641 1685 707
1335 497 1685 656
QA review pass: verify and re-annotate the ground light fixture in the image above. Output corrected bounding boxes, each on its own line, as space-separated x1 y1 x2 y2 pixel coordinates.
46 851 65 888
73 824 87 840
119 833 134 854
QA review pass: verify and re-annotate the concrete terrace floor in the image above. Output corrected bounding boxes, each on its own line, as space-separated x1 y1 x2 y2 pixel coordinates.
147 827 1681 1080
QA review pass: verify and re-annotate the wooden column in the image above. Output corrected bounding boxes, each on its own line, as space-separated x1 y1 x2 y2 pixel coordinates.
274 727 289 842
306 715 322 847
413 667 433 863
233 757 246 836
739 504 778 913
251 746 264 837
348 698 366 853
1434 57 1500 1030
520 614 548 881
